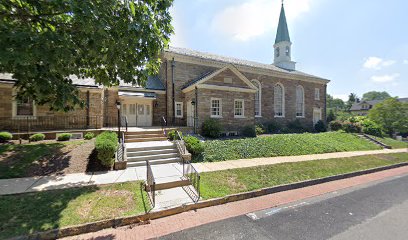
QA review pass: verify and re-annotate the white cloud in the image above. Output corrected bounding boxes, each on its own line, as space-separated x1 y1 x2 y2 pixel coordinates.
370 73 400 83
363 57 396 70
211 0 312 41
333 94 349 101
403 60 408 64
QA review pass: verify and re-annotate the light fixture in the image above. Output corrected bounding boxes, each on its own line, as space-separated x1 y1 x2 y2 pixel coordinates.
116 100 121 110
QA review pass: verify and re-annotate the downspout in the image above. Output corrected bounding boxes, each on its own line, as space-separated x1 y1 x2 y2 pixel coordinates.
195 86 198 134
171 57 175 125
165 61 168 121
86 90 90 128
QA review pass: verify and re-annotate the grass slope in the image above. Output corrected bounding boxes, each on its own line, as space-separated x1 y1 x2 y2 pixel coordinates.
200 132 381 162
370 135 408 149
200 153 408 199
0 181 148 239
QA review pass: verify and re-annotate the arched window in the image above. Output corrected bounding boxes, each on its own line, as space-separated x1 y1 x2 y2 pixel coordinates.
296 85 304 117
275 47 280 58
251 80 262 117
285 46 290 56
274 83 285 117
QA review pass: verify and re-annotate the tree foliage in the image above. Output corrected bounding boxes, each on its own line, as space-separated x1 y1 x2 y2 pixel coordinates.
0 0 173 111
326 94 345 110
362 91 392 101
368 98 408 135
346 93 360 110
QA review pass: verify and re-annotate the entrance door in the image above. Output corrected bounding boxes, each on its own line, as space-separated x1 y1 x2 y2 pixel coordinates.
187 101 195 127
136 103 152 127
122 103 137 126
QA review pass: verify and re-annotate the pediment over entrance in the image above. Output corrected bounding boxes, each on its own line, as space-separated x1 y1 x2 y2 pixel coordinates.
182 65 257 93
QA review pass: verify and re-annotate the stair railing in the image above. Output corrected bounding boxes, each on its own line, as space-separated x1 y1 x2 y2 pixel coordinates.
115 131 126 162
182 159 200 202
161 116 167 136
175 130 186 155
145 160 156 208
120 116 128 132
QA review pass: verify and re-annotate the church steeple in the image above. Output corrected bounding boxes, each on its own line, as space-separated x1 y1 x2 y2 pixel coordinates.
274 1 296 71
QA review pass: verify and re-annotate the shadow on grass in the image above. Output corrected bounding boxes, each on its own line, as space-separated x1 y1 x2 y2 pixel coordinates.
0 143 68 179
0 184 99 239
86 149 111 173
139 182 153 213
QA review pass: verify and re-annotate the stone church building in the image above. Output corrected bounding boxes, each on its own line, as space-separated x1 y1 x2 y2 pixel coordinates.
0 3 329 133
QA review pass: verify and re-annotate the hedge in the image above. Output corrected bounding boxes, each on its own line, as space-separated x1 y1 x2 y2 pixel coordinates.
57 133 72 141
0 132 12 142
183 135 204 156
95 131 118 167
29 133 45 142
84 132 95 140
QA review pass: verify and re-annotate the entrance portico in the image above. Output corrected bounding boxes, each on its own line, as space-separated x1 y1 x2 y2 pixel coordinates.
119 91 154 127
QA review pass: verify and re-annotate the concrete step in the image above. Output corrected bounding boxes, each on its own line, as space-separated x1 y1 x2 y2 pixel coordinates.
126 144 176 152
127 148 178 157
126 157 181 167
125 134 165 139
125 130 164 136
126 137 168 143
127 153 180 162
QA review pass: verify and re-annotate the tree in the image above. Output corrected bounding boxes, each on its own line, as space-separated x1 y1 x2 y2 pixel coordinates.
326 94 345 110
368 98 408 136
346 93 360 111
0 0 174 111
326 109 336 122
362 91 392 101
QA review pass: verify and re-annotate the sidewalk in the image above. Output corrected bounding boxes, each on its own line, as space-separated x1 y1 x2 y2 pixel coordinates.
63 165 408 239
0 148 406 195
192 148 408 172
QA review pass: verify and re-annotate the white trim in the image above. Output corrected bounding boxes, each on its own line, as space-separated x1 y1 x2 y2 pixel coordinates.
175 102 183 118
210 98 222 118
163 52 330 84
313 107 322 125
118 86 166 95
274 83 285 118
251 79 262 117
296 85 305 118
189 84 256 93
234 99 245 118
314 88 320 100
182 65 258 92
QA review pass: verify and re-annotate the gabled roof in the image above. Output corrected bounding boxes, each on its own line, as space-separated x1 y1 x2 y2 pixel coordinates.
275 3 291 44
181 65 257 92
165 47 329 83
350 100 382 111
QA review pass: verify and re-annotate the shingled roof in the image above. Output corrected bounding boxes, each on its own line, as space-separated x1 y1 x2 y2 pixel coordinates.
165 47 329 82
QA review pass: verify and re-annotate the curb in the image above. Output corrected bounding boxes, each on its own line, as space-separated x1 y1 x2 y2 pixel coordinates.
13 161 408 240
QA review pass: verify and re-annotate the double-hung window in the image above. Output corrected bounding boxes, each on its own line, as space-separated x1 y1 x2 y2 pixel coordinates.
315 88 320 100
234 99 244 118
211 98 222 118
175 102 183 118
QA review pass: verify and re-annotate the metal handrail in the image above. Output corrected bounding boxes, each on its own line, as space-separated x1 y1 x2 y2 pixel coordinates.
175 131 186 155
121 116 128 132
146 160 156 208
161 116 167 136
115 131 126 162
182 159 201 202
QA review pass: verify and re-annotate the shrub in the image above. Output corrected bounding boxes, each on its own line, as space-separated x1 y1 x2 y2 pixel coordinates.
342 122 362 133
266 121 281 133
29 133 45 142
202 118 223 138
255 124 265 135
183 135 204 156
329 120 343 131
95 131 118 167
84 132 95 140
361 119 383 137
57 133 72 141
286 119 307 133
167 130 182 141
314 120 327 133
241 125 256 138
0 132 12 143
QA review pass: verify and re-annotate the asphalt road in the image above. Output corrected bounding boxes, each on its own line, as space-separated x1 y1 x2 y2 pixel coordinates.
160 173 408 240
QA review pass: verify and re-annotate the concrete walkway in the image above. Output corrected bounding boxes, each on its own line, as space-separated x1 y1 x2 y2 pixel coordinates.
0 148 406 196
192 148 408 173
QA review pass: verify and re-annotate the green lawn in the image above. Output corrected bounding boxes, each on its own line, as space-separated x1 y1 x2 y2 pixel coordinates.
200 153 408 199
0 141 85 179
199 132 381 162
0 181 148 239
369 135 408 149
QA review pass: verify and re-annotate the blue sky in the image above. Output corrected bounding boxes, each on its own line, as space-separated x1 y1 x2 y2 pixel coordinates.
169 0 408 100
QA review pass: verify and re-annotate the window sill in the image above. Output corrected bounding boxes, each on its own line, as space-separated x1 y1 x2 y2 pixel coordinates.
255 115 262 118
211 116 223 119
175 116 183 118
234 116 246 119
274 115 285 118
296 116 305 118
12 116 37 120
